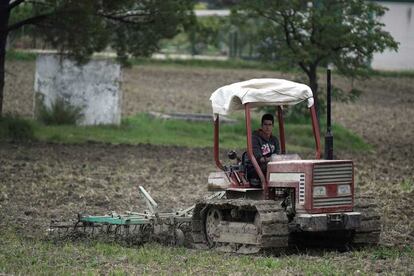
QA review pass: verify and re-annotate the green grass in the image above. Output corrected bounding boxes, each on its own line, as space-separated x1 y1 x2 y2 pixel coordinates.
6 49 414 78
29 113 371 153
0 230 413 275
400 178 414 193
367 69 414 78
130 57 414 78
131 56 295 72
0 115 35 141
5 49 37 61
5 49 292 71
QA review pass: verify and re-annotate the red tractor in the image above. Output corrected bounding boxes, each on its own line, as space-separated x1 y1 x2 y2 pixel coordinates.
50 76 380 254
191 77 380 254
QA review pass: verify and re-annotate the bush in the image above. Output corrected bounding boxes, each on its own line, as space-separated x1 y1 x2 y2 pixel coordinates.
38 97 83 125
332 87 363 103
0 116 35 141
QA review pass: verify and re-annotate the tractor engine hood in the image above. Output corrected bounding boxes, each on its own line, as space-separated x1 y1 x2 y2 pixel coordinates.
267 159 354 214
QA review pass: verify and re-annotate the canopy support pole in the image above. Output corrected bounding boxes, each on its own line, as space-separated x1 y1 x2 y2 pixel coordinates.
277 106 286 154
310 105 322 159
213 114 224 170
245 104 267 197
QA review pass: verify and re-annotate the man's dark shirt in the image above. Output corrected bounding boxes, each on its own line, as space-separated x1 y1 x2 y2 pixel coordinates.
252 129 280 171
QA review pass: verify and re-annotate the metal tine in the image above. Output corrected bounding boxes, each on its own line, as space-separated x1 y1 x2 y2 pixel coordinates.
124 225 130 237
139 186 158 215
99 224 105 235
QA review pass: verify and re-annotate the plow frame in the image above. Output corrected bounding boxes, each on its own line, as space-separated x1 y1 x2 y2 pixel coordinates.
49 186 224 245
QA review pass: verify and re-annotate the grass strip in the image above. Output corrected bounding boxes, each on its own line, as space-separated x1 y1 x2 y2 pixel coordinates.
5 49 37 61
130 57 295 72
7 50 414 78
27 113 372 153
0 230 413 275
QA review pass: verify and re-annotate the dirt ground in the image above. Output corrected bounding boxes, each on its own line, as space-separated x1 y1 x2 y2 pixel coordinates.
1 61 413 248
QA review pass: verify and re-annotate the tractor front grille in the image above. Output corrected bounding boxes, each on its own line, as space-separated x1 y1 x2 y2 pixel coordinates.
313 163 353 185
312 162 353 208
313 196 352 207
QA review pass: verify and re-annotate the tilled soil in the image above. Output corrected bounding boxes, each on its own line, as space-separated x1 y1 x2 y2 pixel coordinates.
334 76 414 246
1 61 413 247
0 142 214 237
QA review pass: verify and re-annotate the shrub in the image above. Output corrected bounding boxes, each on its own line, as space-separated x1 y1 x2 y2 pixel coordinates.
332 87 363 103
38 97 84 125
0 115 35 141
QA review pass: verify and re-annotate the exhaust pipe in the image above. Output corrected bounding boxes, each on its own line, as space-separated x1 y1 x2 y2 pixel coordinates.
324 69 333 160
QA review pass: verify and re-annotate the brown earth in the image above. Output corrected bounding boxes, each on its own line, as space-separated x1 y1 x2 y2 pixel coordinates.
1 61 413 248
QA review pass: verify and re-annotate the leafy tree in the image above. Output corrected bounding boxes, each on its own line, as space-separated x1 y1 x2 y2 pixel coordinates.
188 16 224 55
203 0 239 9
235 0 398 114
227 16 268 59
0 0 194 116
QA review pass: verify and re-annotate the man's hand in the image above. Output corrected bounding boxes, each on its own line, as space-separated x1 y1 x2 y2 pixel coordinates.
260 156 270 163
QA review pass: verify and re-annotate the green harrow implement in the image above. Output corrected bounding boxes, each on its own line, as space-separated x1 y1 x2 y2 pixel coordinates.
49 186 224 245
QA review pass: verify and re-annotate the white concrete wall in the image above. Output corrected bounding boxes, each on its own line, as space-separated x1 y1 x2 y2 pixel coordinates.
372 1 414 70
34 54 122 125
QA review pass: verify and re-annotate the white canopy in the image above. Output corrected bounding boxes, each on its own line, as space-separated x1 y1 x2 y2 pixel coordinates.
210 78 314 115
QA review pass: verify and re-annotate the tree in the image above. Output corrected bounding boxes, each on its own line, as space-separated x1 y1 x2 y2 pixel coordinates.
235 0 398 114
188 16 223 55
205 0 239 9
0 0 194 116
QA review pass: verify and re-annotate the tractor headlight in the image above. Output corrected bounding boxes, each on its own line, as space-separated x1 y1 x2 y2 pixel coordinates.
313 186 327 197
337 184 351 195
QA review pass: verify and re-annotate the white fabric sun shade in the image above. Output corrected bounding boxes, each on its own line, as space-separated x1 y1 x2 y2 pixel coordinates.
210 78 314 115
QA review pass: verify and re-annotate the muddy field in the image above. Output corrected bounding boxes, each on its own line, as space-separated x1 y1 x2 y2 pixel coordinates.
1 61 413 249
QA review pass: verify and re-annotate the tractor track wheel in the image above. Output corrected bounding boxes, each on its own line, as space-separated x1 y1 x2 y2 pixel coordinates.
204 207 223 247
353 195 381 246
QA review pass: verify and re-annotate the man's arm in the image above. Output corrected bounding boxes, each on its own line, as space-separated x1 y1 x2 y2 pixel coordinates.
252 135 269 163
252 135 263 161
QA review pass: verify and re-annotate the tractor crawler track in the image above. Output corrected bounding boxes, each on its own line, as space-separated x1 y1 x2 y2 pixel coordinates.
191 199 289 254
352 196 381 245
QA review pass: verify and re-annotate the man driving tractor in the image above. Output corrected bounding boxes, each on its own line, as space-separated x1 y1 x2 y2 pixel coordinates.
253 113 280 165
248 113 280 186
